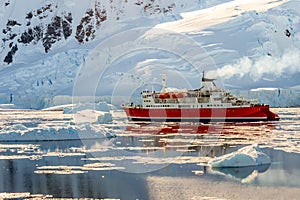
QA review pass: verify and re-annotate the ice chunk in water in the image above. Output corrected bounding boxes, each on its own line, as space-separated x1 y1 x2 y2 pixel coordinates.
208 144 270 168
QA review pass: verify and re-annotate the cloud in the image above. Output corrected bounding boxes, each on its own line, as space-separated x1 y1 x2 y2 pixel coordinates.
207 48 300 81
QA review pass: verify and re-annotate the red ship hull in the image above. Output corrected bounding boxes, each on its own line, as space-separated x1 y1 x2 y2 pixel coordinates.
123 105 279 122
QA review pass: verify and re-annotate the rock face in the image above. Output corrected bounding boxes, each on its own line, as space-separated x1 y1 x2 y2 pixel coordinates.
75 7 106 44
0 0 190 65
2 3 74 63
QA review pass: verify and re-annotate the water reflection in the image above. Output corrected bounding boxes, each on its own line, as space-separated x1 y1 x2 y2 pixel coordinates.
124 121 277 135
126 122 275 134
211 164 270 182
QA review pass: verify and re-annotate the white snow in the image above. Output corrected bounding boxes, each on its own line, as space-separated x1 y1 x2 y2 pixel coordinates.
155 0 289 33
0 122 114 142
62 102 113 124
251 88 279 92
208 144 271 168
0 104 23 109
0 0 298 108
63 102 112 113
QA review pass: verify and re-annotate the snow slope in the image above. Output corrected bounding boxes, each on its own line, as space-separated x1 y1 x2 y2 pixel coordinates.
155 0 289 33
152 0 300 90
0 0 299 108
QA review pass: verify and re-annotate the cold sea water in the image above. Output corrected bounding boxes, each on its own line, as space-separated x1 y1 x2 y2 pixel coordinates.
0 108 299 199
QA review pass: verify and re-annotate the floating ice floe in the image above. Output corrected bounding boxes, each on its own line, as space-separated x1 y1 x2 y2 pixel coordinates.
208 144 271 168
0 104 24 109
0 102 115 141
63 102 113 124
0 123 115 141
63 102 112 113
0 192 52 199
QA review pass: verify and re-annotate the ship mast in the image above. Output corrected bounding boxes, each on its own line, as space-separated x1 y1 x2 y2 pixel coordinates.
161 74 166 92
201 71 216 90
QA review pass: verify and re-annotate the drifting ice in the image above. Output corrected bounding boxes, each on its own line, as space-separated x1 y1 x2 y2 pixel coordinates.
0 102 115 141
208 144 271 168
63 102 112 114
63 102 113 124
0 124 114 142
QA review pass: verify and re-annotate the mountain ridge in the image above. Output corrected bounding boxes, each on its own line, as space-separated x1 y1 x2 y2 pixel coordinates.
0 0 299 108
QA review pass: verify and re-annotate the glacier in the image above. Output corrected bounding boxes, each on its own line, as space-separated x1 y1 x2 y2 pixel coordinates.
232 87 300 107
0 0 299 108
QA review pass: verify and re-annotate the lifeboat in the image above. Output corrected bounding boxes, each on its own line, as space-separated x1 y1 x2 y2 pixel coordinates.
171 92 187 99
159 93 171 99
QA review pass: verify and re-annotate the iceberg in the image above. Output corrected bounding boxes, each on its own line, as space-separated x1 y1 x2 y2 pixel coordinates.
0 124 115 142
62 102 112 114
0 102 115 141
208 144 271 168
62 102 113 124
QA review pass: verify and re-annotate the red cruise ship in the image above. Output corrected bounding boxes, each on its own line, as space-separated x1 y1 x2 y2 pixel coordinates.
122 73 279 122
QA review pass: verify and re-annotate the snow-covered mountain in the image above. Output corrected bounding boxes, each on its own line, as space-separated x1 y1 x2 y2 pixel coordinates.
0 0 299 108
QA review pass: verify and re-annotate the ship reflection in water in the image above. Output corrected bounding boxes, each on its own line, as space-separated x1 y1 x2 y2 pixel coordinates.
1 119 300 199
124 121 277 135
